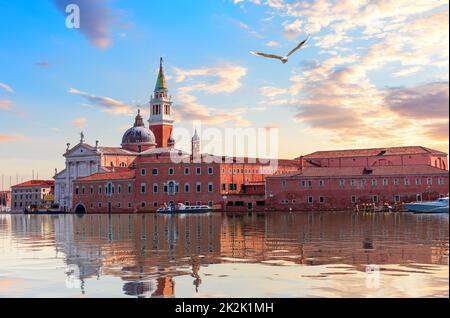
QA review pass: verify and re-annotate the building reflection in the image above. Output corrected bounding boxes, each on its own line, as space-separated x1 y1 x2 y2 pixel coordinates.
7 212 449 297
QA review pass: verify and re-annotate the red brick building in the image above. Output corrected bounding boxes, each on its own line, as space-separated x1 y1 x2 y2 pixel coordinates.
267 147 449 212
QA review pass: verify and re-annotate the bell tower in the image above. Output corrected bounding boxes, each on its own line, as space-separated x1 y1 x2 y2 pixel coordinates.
149 58 174 148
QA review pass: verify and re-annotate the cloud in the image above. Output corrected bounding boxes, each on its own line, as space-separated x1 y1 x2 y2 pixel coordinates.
71 117 88 128
173 65 247 94
385 82 449 119
172 63 251 127
259 86 288 98
266 41 280 47
34 61 50 68
68 88 134 115
0 100 12 110
52 0 114 48
0 83 14 93
0 134 25 143
235 20 263 38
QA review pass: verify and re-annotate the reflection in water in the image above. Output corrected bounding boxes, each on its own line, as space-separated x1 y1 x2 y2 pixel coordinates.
0 212 448 298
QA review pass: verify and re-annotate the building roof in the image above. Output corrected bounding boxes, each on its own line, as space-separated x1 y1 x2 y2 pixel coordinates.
303 146 448 159
76 170 136 182
13 180 55 188
268 165 449 179
98 147 136 155
155 58 168 91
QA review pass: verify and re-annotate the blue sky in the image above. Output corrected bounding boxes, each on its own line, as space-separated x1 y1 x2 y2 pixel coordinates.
0 0 448 185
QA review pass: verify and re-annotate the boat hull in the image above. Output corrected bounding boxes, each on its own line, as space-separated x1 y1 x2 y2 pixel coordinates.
404 203 449 214
157 209 214 214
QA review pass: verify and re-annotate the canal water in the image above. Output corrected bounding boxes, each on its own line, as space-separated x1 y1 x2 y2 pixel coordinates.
0 212 448 298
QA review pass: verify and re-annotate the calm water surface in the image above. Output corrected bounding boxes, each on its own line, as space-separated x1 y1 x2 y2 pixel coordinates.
0 212 448 298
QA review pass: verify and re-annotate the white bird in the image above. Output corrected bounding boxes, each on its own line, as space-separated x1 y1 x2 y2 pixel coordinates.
250 35 310 64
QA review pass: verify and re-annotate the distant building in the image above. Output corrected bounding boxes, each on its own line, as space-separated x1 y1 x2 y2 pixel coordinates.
0 191 11 209
266 147 449 211
11 180 55 212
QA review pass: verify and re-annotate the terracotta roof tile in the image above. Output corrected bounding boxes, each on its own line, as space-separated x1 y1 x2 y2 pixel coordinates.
303 146 447 159
13 180 55 188
76 170 136 182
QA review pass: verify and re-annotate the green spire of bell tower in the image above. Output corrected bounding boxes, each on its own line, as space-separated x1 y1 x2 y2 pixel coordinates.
155 57 168 92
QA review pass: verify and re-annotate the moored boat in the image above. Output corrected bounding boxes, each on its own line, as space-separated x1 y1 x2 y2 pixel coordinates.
403 197 449 214
157 203 214 214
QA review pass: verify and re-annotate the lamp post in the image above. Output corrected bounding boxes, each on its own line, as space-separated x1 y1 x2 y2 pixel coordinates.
222 195 228 212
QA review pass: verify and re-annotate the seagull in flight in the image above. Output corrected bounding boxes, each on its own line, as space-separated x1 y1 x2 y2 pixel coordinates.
250 35 310 64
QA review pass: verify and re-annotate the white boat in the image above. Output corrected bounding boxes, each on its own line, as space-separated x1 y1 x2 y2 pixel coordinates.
157 203 214 214
404 197 449 214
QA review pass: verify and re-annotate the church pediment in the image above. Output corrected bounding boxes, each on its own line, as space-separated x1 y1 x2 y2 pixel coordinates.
64 143 99 158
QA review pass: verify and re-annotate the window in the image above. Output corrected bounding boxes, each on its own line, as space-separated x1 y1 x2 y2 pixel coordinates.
168 168 174 175
208 167 213 175
394 179 399 186
416 178 422 185
75 187 79 195
351 196 358 204
319 180 325 187
127 184 132 194
98 203 102 208
371 179 377 187
152 168 158 175
153 184 158 193
185 183 190 193
90 186 94 195
282 181 287 188
98 186 102 194
339 180 345 187
153 202 158 207
208 183 213 192
196 167 201 175
141 202 146 208
184 167 190 175
416 194 422 202
438 178 444 185
372 195 379 203
168 181 178 195
382 179 388 186
350 180 357 187
319 196 325 203
81 186 86 195
141 183 147 194
308 196 314 204
118 202 121 208
128 202 132 208
404 178 410 186
208 201 213 206
394 195 401 203
427 178 432 185
141 168 146 176
196 183 202 193
222 184 226 191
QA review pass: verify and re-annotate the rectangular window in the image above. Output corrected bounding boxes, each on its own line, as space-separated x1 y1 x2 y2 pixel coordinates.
339 180 345 187
128 184 132 193
351 196 358 204
168 168 174 175
394 178 399 186
208 183 213 192
350 180 357 187
308 196 314 204
141 184 146 194
185 184 190 193
438 178 444 185
222 184 226 191
141 168 146 176
382 179 388 186
208 167 213 175
404 178 410 186
416 178 422 185
282 181 287 187
153 184 158 193
372 195 379 203
128 202 132 208
184 167 190 175
98 203 102 208
319 196 325 203
427 178 432 185
90 186 94 195
196 183 202 193
394 195 401 203
152 168 158 175
319 180 325 187
196 167 201 175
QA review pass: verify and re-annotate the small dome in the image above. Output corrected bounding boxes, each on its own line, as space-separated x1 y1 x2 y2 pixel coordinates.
122 110 156 146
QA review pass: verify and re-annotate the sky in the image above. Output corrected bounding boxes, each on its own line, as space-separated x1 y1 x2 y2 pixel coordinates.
0 0 448 185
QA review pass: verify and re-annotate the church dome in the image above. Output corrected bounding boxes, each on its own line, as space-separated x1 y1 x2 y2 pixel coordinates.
122 110 156 146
